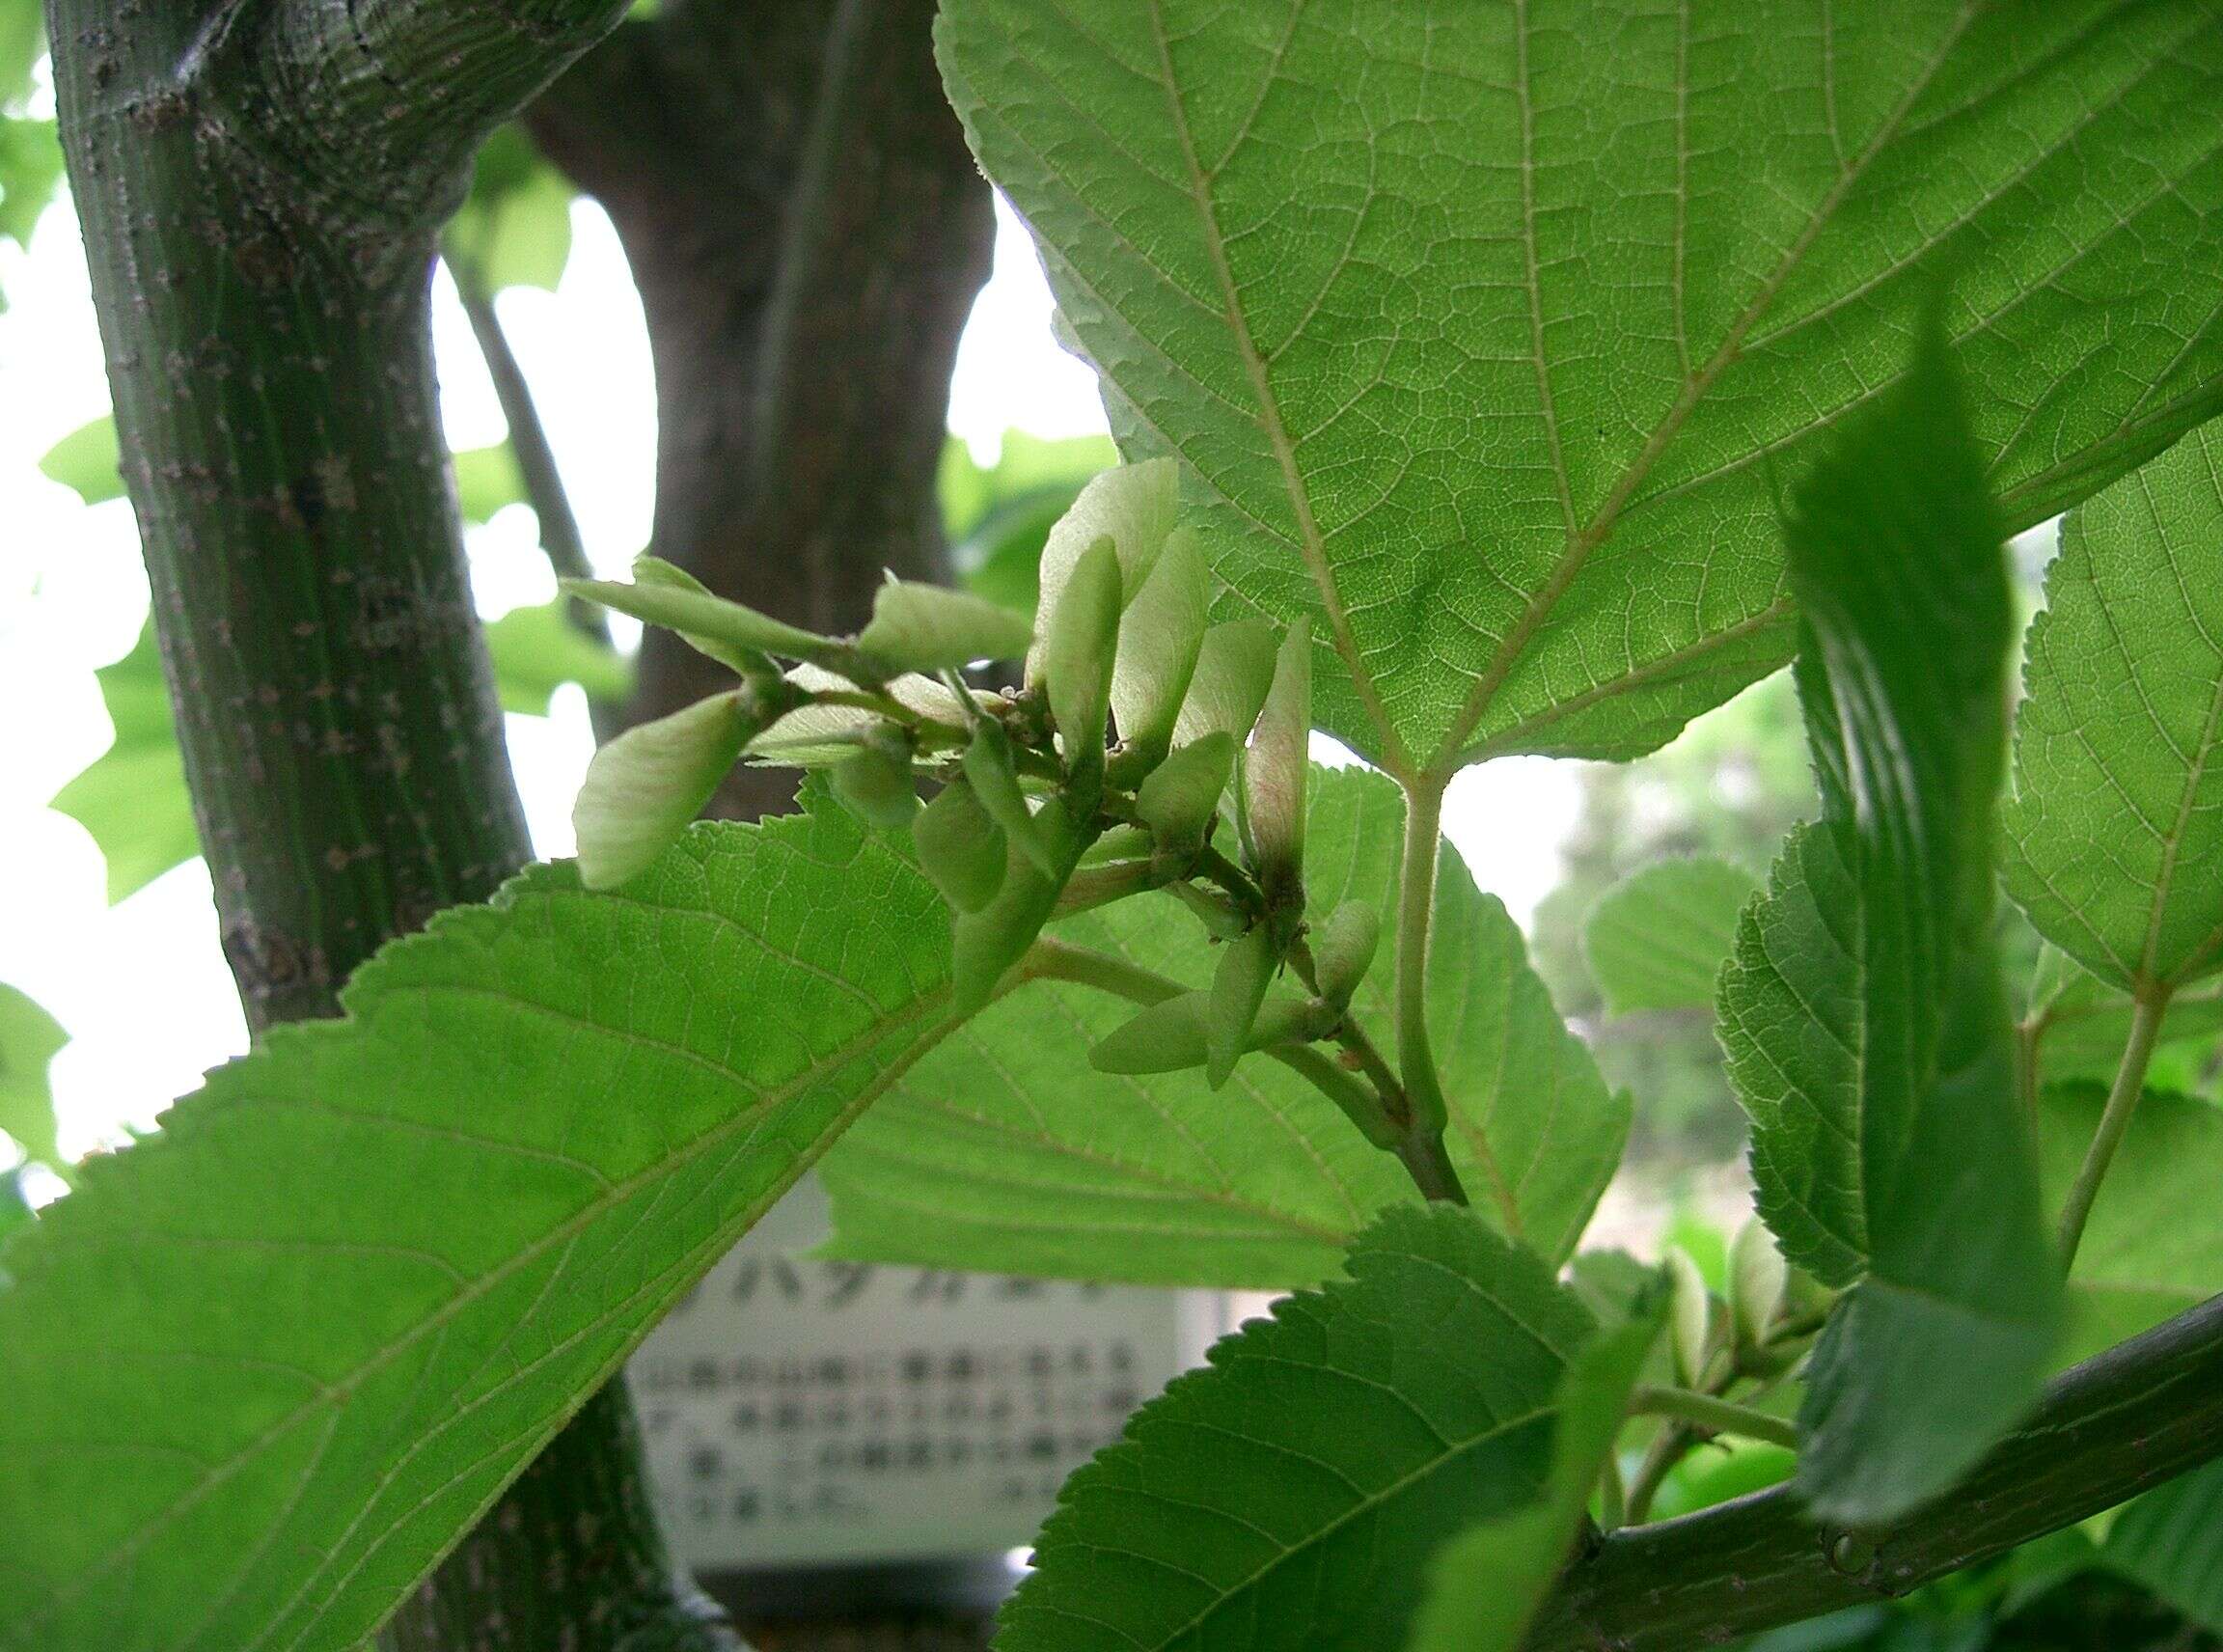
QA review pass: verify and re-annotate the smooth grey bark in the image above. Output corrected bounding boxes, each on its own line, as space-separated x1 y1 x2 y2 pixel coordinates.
46 2 738 1645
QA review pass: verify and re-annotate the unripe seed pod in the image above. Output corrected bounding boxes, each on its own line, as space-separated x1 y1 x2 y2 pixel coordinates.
1109 527 1209 768
1666 1246 1719 1390
964 718 1056 876
1246 619 1312 912
1043 536 1123 782
1135 731 1236 867
1091 987 1323 1075
913 780 1006 913
857 581 1033 674
1173 619 1279 748
563 562 830 672
951 798 1081 1016
831 731 919 831
573 690 753 891
1309 900 1381 1008
1727 1218 1790 1358
1206 922 1279 1089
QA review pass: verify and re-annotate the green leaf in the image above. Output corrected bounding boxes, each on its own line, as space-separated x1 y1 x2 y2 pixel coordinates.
0 981 67 1176
48 625 201 902
0 114 62 282
2025 949 2223 1089
2039 1082 2223 1367
939 431 1119 616
2102 1457 2223 1634
1409 1298 1662 1652
1716 332 2059 1522
2005 422 2223 998
998 1205 1595 1652
450 442 527 524
39 415 124 506
484 599 631 713
1584 858 1758 1017
937 1 2223 773
447 125 575 293
0 801 958 1651
820 766 1626 1286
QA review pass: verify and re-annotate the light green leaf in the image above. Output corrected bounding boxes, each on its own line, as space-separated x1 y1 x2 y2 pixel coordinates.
998 1205 1595 1652
938 1 2223 773
2023 943 2223 1089
450 443 527 524
939 430 1118 616
2006 422 2223 998
49 625 201 903
0 802 959 1651
0 981 67 1176
1409 1297 1661 1652
447 126 575 293
2040 1082 2223 1368
0 114 61 281
820 765 1627 1286
1584 858 1758 1017
484 599 631 713
39 415 124 506
1716 333 2058 1522
2102 1457 2223 1634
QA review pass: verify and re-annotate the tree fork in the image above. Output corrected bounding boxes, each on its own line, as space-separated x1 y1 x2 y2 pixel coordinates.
526 0 996 814
1529 1291 2223 1649
46 2 738 1645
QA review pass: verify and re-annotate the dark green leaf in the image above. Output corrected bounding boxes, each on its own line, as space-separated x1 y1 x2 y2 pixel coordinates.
1584 858 1758 1017
2103 1458 2223 1633
0 801 960 1650
2005 422 2223 998
999 1205 1595 1652
938 1 2223 773
1717 331 2059 1522
821 767 1626 1285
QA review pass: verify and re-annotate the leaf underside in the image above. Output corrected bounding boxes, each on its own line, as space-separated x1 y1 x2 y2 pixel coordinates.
0 804 955 1652
997 1205 1595 1652
938 0 2223 774
819 765 1628 1287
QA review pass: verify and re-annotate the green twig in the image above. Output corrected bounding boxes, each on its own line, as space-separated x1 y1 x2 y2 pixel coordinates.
2056 988 2171 1265
1630 1387 1799 1451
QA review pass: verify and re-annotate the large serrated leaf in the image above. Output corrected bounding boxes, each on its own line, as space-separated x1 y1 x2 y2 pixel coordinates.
1715 331 2059 1523
0 804 956 1652
819 766 1626 1287
2006 422 2223 999
998 1205 1595 1652
937 0 2223 775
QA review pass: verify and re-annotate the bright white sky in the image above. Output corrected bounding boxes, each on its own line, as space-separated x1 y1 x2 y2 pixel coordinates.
0 189 1578 1170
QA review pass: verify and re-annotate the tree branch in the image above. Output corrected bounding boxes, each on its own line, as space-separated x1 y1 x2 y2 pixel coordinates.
1529 1292 2223 1649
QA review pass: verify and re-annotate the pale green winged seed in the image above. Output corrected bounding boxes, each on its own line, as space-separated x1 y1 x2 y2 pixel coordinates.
748 666 982 768
563 573 828 666
963 718 1056 875
1205 922 1278 1089
831 741 919 831
856 580 1033 675
1090 987 1319 1076
572 690 751 890
1042 536 1122 777
1728 1218 1790 1357
913 780 1006 912
1309 899 1381 1008
1247 619 1312 909
951 798 1081 1016
1025 457 1176 684
1133 730 1236 865
1108 526 1208 764
1173 618 1278 748
619 555 774 677
1667 1246 1715 1389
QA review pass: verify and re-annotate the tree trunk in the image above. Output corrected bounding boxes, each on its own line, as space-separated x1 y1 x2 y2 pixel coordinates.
527 0 996 813
46 2 737 1645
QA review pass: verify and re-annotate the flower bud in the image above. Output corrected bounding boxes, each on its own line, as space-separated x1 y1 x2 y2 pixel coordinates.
1042 536 1123 783
1728 1218 1790 1359
1173 619 1278 748
1134 731 1236 868
1309 900 1380 1008
963 718 1057 875
573 690 753 890
1246 619 1311 911
1109 527 1209 768
831 730 919 831
856 581 1033 675
913 779 1006 913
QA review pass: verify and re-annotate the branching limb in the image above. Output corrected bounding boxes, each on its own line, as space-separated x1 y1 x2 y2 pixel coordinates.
1629 1387 1799 1451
